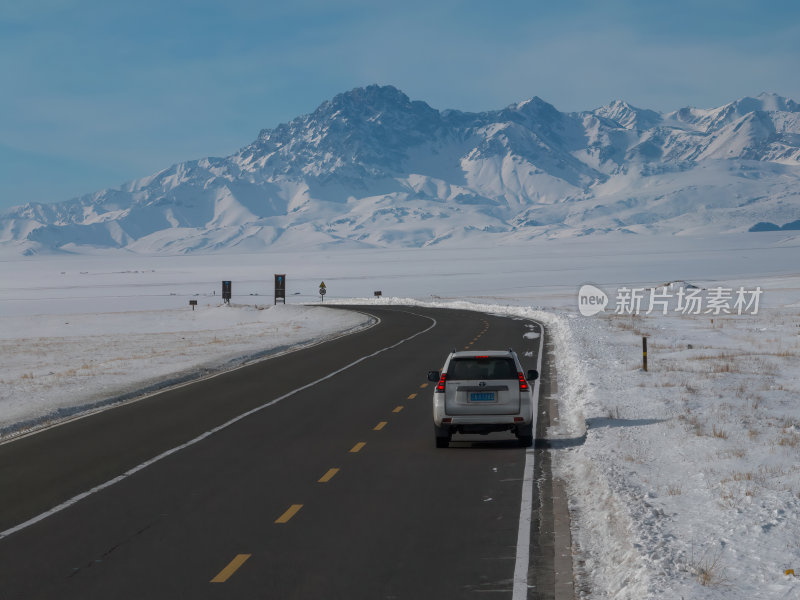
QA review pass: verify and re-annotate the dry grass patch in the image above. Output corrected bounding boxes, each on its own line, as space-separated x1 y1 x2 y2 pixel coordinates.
690 352 737 361
712 425 729 440
771 349 799 357
666 483 683 496
653 380 681 387
718 448 746 459
690 548 728 587
678 413 704 437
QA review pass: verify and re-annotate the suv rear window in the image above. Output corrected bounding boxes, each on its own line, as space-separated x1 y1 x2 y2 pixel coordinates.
447 357 517 380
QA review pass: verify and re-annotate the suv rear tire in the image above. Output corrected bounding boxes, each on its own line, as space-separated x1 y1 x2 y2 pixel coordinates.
434 425 451 448
517 424 533 448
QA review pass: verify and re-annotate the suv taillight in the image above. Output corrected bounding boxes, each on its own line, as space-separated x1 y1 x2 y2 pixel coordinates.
436 373 447 393
518 372 529 391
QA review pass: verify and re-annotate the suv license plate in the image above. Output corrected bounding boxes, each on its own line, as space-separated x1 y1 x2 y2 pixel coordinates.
470 392 495 402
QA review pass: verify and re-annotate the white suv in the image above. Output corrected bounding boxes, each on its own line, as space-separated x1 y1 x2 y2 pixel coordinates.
427 350 538 448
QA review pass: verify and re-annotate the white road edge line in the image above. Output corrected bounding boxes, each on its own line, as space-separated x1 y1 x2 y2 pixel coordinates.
512 320 544 599
0 310 436 541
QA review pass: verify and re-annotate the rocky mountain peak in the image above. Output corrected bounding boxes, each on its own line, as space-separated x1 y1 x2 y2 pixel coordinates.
2 87 799 255
593 100 662 130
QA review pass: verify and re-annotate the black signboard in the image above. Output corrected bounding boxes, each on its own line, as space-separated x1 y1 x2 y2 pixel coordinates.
275 274 286 305
222 280 232 303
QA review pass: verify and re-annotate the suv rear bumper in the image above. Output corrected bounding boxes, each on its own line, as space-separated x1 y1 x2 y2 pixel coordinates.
433 400 533 429
445 422 522 435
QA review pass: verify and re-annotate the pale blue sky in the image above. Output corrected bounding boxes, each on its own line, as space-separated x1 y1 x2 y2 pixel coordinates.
1 0 798 210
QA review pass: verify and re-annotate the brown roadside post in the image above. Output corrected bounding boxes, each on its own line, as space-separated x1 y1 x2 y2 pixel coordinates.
643 336 648 372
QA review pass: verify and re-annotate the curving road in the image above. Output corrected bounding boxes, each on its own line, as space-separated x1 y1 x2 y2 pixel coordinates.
0 305 569 599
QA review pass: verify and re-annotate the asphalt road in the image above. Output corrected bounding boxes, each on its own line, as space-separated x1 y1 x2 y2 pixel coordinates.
0 305 560 599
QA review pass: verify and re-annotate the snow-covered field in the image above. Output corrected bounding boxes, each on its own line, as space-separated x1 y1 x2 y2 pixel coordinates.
553 304 800 599
1 231 799 598
0 304 372 437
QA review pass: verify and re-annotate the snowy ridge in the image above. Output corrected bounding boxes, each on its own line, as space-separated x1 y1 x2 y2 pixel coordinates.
2 87 800 254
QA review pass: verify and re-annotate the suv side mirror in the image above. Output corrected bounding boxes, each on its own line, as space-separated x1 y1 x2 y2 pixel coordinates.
526 369 539 381
427 370 440 382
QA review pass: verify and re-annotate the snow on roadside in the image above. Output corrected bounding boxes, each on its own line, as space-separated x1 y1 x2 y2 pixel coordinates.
332 294 800 599
2 246 799 598
558 308 800 600
0 304 371 438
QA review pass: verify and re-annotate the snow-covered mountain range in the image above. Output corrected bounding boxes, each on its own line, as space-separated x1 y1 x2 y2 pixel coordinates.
2 85 799 254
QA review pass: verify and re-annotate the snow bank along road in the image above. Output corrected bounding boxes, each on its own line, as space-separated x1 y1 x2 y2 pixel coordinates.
0 306 568 599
